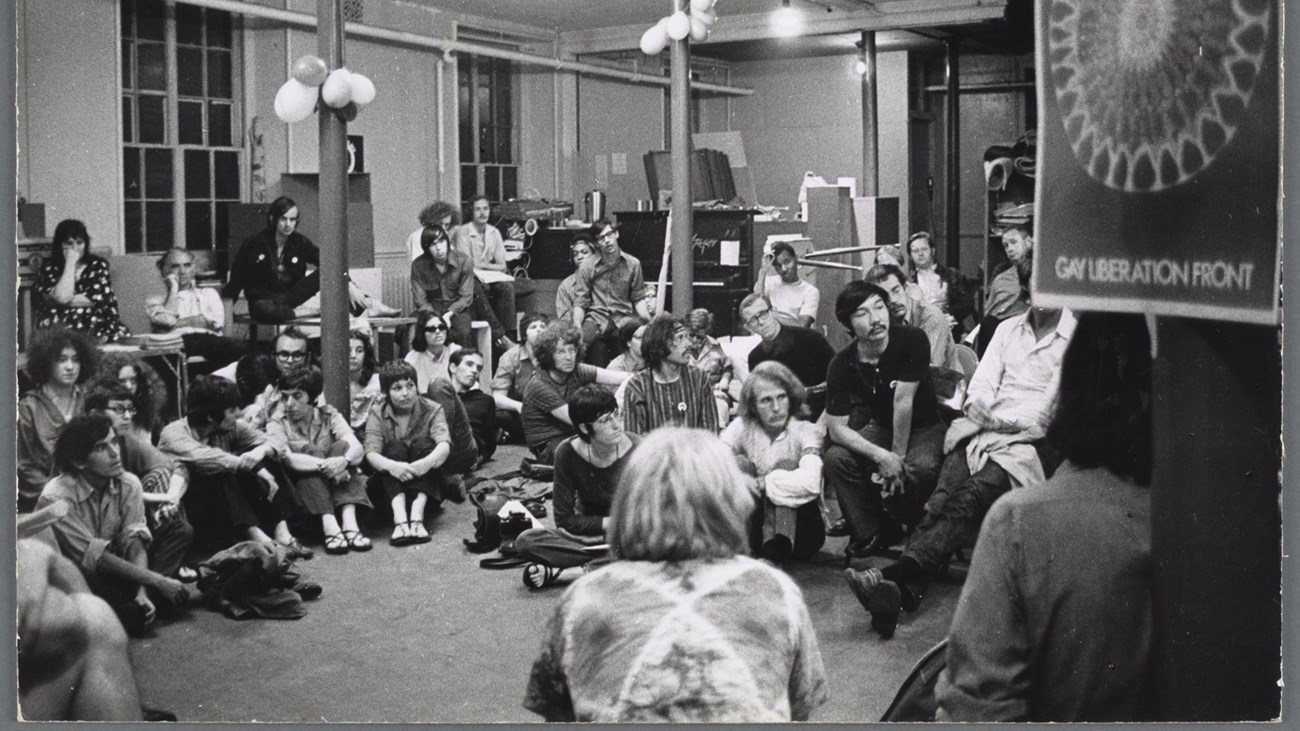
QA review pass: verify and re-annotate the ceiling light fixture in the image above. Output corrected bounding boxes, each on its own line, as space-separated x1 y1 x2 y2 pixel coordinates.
771 0 804 38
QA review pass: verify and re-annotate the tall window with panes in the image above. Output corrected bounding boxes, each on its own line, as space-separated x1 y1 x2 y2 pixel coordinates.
121 0 240 265
458 55 518 205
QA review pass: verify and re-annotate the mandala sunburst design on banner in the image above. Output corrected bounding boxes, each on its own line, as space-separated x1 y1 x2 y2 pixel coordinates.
1046 0 1272 192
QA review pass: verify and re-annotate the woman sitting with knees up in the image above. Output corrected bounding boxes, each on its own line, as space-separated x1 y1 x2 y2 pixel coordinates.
267 366 373 555
721 361 827 565
604 317 647 374
404 310 462 395
19 327 98 511
515 385 638 589
363 361 452 547
524 427 829 723
347 329 382 433
521 320 630 465
94 352 168 444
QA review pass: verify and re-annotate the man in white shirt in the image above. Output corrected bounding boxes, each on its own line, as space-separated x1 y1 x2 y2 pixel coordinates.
754 241 818 328
452 195 521 336
144 249 246 367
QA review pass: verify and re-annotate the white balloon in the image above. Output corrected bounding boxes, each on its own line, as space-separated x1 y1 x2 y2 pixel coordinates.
657 16 671 30
697 8 717 26
690 0 715 13
690 16 712 42
274 79 318 123
349 73 377 106
321 68 353 108
666 11 690 40
640 25 669 55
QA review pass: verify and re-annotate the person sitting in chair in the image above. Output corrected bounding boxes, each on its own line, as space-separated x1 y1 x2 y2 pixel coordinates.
144 248 246 368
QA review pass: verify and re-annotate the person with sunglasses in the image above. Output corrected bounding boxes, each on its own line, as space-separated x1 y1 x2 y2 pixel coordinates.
739 293 835 420
411 225 476 348
404 311 463 394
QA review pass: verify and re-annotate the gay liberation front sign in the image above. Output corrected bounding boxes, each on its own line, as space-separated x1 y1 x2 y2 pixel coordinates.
1032 0 1280 324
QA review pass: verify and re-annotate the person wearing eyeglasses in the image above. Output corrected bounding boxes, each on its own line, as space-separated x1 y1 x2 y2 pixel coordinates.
221 327 317 431
404 310 463 394
738 293 835 420
571 219 651 367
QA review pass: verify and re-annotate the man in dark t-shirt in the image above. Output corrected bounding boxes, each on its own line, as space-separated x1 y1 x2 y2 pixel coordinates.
740 293 836 419
822 280 945 555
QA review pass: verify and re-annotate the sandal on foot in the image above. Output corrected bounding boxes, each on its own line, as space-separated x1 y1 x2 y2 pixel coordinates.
323 532 349 555
408 521 432 544
522 563 563 590
342 529 372 552
390 522 413 546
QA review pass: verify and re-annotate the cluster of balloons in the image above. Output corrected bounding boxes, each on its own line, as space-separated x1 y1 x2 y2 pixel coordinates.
640 0 719 55
274 55 377 124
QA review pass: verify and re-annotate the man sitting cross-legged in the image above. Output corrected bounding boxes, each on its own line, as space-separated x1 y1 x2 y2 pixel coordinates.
621 314 719 435
844 301 1076 638
739 293 836 420
37 414 193 637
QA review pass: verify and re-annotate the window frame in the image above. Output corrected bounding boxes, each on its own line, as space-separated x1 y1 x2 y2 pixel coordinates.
457 52 520 207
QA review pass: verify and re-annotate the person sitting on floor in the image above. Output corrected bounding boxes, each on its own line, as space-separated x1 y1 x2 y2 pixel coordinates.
422 372 477 504
523 427 828 723
447 348 497 465
38 414 193 637
515 385 638 589
754 240 819 328
19 327 96 511
521 320 630 464
220 327 317 430
739 293 836 419
364 361 452 547
266 367 373 556
93 352 168 443
604 317 647 374
223 196 396 323
554 235 594 325
492 313 548 443
684 308 736 424
936 312 1152 722
843 299 1075 638
404 310 462 395
85 383 194 572
821 280 946 562
721 361 827 565
348 329 382 433
865 263 961 371
622 314 720 436
33 219 131 342
144 248 246 368
158 375 309 557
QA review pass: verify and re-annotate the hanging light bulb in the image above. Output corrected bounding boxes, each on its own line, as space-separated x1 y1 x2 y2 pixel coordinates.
771 0 803 38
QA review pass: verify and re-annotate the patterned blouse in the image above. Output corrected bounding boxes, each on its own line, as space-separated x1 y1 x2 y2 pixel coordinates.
35 256 131 342
524 556 828 722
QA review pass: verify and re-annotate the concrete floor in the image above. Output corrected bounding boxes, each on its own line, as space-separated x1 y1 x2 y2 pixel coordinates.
129 444 961 723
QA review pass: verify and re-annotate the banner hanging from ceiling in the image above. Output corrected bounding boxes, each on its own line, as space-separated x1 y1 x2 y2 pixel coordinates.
1032 0 1280 324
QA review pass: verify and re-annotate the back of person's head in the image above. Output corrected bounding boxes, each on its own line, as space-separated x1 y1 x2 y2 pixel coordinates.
617 317 646 354
865 263 908 288
418 200 458 228
26 327 98 386
378 361 419 393
835 280 891 329
770 241 797 262
84 382 137 412
532 320 584 371
1047 312 1153 486
420 225 450 255
278 365 324 400
738 360 808 423
568 385 618 442
608 428 754 561
685 308 714 336
234 354 279 406
185 375 243 427
52 413 115 476
265 196 297 231
640 314 682 371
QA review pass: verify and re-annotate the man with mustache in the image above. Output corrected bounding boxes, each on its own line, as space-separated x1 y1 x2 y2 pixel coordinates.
821 281 945 569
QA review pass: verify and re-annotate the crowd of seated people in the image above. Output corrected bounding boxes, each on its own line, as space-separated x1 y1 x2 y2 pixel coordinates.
19 205 1158 723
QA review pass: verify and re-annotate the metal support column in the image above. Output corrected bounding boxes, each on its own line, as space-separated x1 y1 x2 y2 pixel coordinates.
669 0 694 316
944 38 960 267
860 31 878 197
317 0 350 410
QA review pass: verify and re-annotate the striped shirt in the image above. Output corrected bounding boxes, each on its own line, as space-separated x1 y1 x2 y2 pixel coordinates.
621 366 719 435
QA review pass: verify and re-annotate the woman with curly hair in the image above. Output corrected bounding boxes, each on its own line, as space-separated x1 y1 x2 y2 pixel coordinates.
94 352 168 443
33 220 131 342
492 312 548 441
521 320 628 464
18 327 99 510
